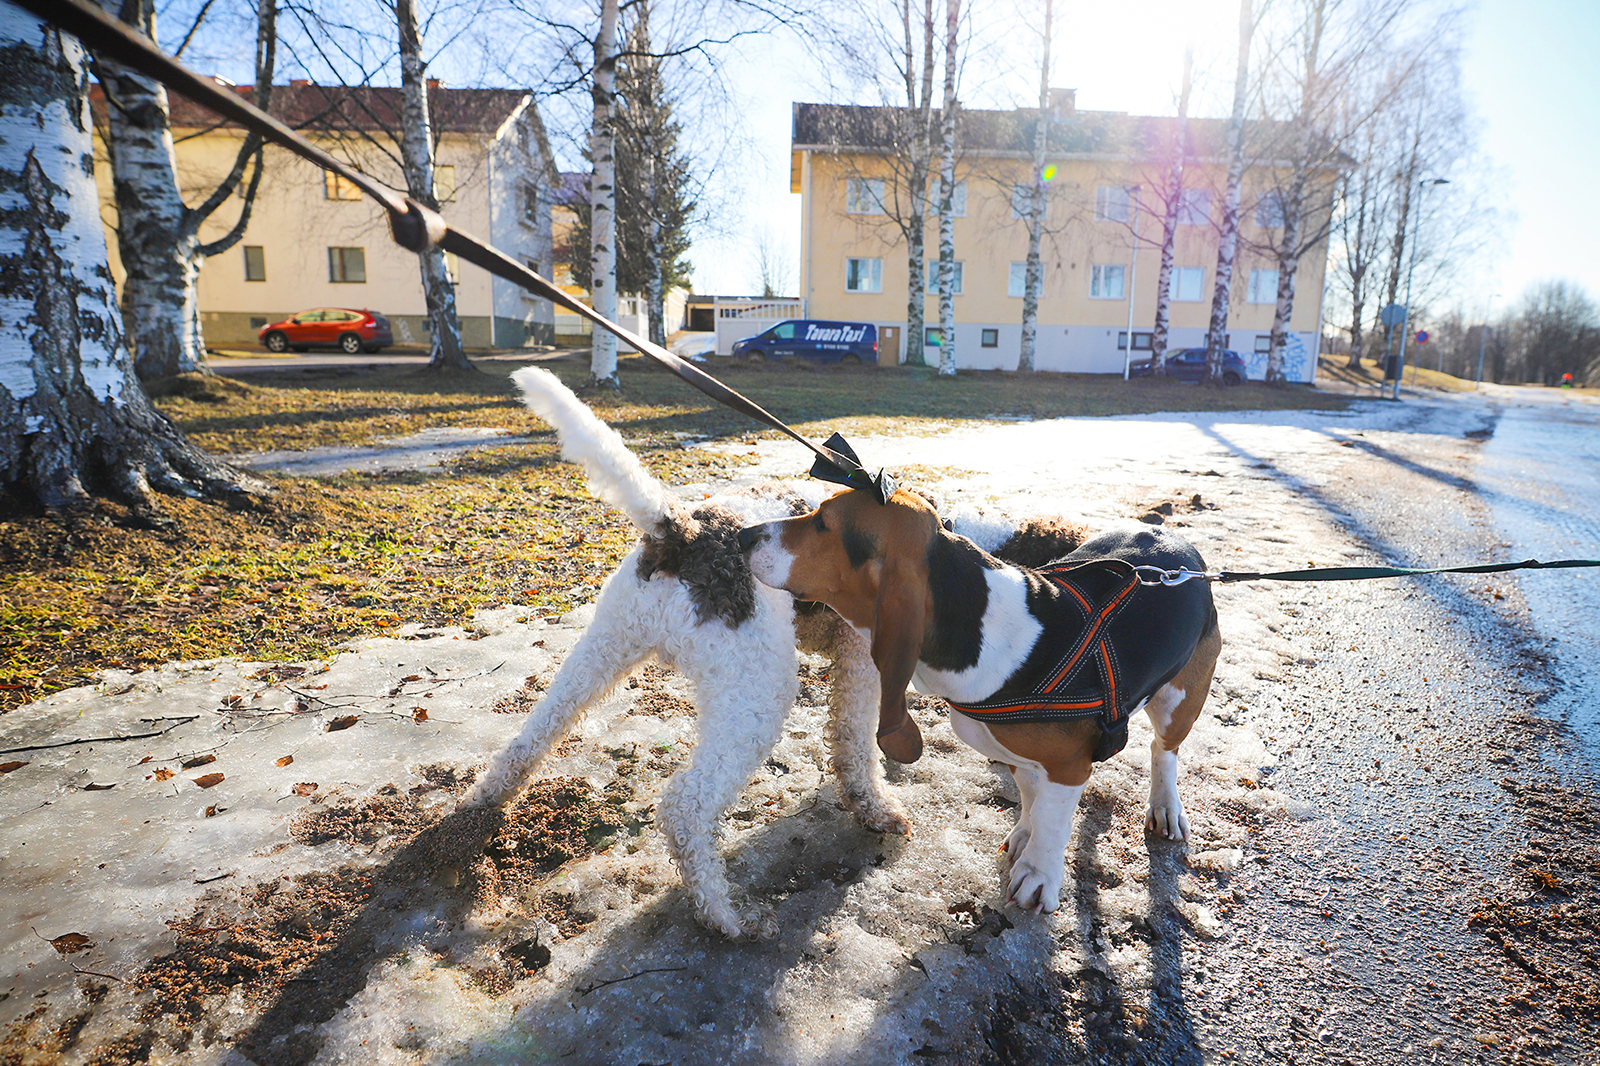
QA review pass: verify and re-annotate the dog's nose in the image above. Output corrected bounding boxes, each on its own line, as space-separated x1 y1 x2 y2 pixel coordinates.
737 524 765 552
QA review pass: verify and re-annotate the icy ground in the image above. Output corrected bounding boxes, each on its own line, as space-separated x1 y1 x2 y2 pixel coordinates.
2 385 1593 1064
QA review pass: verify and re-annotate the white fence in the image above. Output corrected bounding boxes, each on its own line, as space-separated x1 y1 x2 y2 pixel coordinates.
714 298 804 355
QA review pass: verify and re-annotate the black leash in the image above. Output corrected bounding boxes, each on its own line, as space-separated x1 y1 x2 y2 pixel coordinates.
26 0 896 503
1133 558 1600 586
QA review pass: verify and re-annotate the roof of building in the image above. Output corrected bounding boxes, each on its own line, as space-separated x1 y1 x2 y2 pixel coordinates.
95 81 536 137
791 101 1328 166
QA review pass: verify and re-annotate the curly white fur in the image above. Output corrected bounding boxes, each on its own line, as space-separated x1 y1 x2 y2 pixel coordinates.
461 368 907 938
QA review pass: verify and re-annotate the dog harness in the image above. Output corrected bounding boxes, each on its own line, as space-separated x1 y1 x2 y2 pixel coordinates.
944 557 1211 761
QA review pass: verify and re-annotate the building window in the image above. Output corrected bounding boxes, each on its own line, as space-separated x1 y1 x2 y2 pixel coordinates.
522 181 539 224
243 245 266 282
927 259 964 294
1255 191 1287 228
846 177 886 215
1172 265 1204 302
1011 183 1034 220
943 179 967 217
1178 189 1211 226
845 256 882 292
434 164 456 204
1255 335 1273 352
925 327 942 347
445 251 460 284
328 246 367 283
1117 331 1154 350
1006 261 1045 298
249 316 268 330
1090 263 1126 299
981 328 999 348
1247 268 1279 303
324 172 362 200
1094 185 1133 223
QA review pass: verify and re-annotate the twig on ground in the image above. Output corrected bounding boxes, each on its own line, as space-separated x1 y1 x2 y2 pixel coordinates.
0 716 200 756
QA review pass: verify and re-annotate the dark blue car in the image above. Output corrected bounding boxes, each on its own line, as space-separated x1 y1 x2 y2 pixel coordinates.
730 320 878 364
1129 347 1247 385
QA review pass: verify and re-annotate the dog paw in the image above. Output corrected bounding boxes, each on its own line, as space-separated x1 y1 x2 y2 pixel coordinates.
851 796 912 836
1000 822 1033 866
1146 796 1190 842
1006 858 1062 915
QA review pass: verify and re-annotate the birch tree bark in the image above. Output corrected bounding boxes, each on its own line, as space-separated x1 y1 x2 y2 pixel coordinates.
933 0 959 378
1149 47 1192 373
396 0 470 372
92 0 274 383
1017 0 1051 374
587 0 621 388
1203 0 1252 386
902 0 934 366
0 5 263 509
1265 3 1325 386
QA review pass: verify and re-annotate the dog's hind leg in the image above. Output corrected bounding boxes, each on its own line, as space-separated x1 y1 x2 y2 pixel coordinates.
1145 617 1222 842
460 576 657 810
656 598 798 939
820 621 910 834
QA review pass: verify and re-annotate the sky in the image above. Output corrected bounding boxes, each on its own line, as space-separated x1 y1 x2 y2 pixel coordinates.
689 0 1600 316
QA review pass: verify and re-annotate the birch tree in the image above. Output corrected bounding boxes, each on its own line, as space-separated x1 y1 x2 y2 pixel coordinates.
0 4 263 509
1016 0 1052 374
1148 47 1193 372
396 0 470 372
586 0 621 388
933 0 959 378
92 0 276 382
1203 0 1254 386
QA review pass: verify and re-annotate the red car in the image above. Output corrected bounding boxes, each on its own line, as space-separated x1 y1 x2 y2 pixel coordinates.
258 308 393 354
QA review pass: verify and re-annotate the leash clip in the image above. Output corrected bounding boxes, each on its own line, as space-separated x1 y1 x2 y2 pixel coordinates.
1132 566 1215 587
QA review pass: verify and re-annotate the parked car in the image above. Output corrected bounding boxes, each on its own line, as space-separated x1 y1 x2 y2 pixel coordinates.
258 308 393 354
1129 346 1248 385
729 320 877 364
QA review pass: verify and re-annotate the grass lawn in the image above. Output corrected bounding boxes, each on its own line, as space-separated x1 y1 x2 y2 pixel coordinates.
0 353 1350 713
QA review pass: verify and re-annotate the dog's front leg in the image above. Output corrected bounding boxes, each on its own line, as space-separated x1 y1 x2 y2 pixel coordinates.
822 622 910 834
1006 777 1085 914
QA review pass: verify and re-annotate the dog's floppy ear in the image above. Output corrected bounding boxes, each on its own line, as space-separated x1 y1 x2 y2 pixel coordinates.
870 552 927 763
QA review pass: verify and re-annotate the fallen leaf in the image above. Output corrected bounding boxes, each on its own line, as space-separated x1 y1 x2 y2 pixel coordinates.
137 756 152 765
0 761 28 774
401 674 422 683
152 767 175 782
276 755 294 767
292 782 318 796
205 805 225 817
326 715 359 732
49 933 93 955
412 707 429 723
83 783 117 791
181 754 216 769
193 773 225 789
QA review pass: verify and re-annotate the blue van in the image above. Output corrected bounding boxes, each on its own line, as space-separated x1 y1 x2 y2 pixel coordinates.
729 320 878 364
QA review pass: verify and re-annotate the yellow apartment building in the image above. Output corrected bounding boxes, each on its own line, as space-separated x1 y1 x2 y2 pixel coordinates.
792 93 1334 381
94 81 557 349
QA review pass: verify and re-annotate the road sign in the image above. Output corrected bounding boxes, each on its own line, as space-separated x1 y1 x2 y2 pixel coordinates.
1380 303 1407 328
1415 330 1429 344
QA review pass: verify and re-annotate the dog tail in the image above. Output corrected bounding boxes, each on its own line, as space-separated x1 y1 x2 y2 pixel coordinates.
511 366 672 533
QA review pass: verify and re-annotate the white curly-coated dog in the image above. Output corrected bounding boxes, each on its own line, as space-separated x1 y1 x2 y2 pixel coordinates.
459 368 910 939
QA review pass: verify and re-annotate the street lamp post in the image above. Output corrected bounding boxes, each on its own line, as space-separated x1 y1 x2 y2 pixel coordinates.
1475 293 1499 385
1393 177 1449 400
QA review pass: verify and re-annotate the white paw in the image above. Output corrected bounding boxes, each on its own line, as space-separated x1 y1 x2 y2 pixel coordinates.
1000 820 1033 866
852 796 912 836
1146 793 1190 841
1006 855 1063 914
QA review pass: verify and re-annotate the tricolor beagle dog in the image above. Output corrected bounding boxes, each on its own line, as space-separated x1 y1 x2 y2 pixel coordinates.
740 486 1221 915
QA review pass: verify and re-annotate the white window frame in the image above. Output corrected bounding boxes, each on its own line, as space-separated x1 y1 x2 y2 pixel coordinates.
1177 189 1211 226
328 246 367 283
1094 184 1133 223
846 177 886 216
947 179 967 217
1089 263 1126 300
434 164 457 204
1172 265 1204 302
1255 191 1287 229
980 328 999 348
1007 261 1043 298
845 256 883 293
1247 268 1280 304
927 259 964 295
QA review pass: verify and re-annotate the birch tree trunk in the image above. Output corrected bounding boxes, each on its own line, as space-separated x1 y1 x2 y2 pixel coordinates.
902 0 934 366
1203 0 1252 386
1149 47 1192 373
1018 0 1052 374
396 0 470 372
0 5 263 508
934 0 959 378
1265 0 1326 385
587 0 621 388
